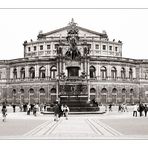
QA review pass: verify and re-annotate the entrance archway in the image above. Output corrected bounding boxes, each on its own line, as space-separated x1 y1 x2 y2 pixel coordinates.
29 88 35 104
112 88 117 104
20 89 25 104
90 88 96 101
39 88 46 104
50 88 56 103
101 88 107 104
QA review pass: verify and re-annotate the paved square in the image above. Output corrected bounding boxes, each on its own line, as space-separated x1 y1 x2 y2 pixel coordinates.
0 106 148 139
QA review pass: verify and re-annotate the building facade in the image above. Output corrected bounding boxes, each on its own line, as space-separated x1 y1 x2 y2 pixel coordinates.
0 19 148 108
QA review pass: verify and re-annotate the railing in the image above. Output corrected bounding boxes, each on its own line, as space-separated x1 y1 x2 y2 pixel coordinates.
3 76 147 84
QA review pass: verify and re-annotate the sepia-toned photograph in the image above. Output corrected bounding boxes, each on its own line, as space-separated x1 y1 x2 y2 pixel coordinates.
0 7 148 140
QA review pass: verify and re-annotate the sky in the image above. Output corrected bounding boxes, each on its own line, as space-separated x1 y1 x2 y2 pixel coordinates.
0 9 148 60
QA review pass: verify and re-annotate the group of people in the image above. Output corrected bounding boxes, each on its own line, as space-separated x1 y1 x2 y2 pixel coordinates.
53 103 70 121
26 103 40 116
133 103 148 117
118 104 128 112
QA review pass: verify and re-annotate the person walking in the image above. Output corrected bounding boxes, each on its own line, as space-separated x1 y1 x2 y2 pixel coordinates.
1 105 7 122
53 103 60 121
133 104 138 117
144 104 148 117
63 104 70 120
109 104 112 112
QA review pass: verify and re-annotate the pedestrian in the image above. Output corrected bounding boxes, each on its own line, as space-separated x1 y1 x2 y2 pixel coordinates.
59 104 64 118
19 104 23 112
27 104 31 115
12 104 16 113
123 104 128 112
63 104 70 120
44 104 47 111
118 104 122 112
138 103 144 117
109 104 112 112
1 105 7 122
144 104 148 117
133 104 138 117
33 104 37 116
53 103 60 121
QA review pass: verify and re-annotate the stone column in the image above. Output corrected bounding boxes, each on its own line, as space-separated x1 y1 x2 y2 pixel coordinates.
88 83 90 102
87 58 90 79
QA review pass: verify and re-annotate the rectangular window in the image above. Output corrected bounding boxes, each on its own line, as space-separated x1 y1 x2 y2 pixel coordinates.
109 46 112 50
34 46 36 51
28 47 30 52
55 44 59 49
47 44 51 49
40 45 43 50
88 44 91 49
115 47 118 51
95 44 99 49
103 45 106 50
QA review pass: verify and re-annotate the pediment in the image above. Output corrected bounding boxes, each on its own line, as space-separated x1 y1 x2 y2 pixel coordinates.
41 26 107 38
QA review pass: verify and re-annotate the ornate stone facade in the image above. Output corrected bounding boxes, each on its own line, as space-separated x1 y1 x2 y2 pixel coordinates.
0 19 148 106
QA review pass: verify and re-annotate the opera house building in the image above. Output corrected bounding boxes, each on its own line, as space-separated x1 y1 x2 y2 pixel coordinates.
0 19 148 111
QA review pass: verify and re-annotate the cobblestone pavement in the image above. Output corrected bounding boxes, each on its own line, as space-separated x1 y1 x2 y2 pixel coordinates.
0 106 148 139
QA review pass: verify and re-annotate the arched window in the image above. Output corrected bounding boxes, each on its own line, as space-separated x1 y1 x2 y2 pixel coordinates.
50 88 56 103
121 67 126 79
20 89 24 94
50 66 57 79
101 88 108 104
13 68 17 79
100 66 107 79
29 88 34 94
90 66 96 78
12 89 16 95
39 88 46 104
39 66 46 78
121 88 126 103
29 67 35 79
90 88 96 101
112 88 117 103
111 67 117 79
20 67 25 79
20 89 24 103
129 68 133 79
90 88 96 93
39 88 45 94
51 88 56 93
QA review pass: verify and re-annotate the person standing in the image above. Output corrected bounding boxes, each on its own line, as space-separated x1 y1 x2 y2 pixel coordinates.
133 104 138 117
63 104 70 120
33 104 37 116
27 104 31 115
12 104 16 113
59 104 64 118
144 104 148 117
1 105 7 122
139 103 144 117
